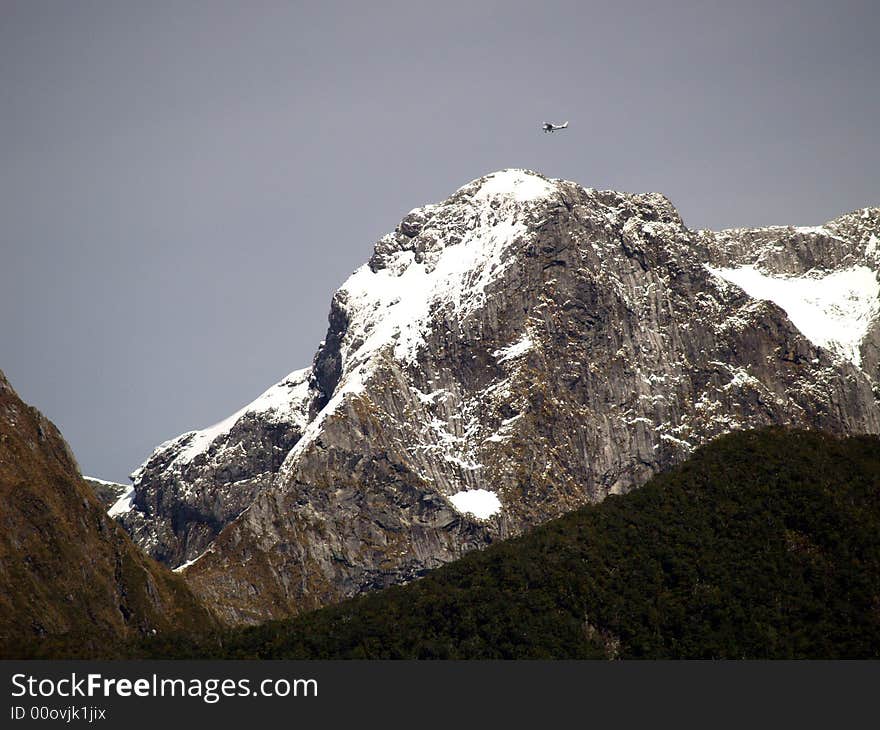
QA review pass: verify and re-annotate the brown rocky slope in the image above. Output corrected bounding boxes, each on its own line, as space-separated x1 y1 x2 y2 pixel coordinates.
0 370 214 657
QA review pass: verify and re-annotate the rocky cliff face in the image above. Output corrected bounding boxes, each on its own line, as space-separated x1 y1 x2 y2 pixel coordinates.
116 170 880 624
0 370 215 657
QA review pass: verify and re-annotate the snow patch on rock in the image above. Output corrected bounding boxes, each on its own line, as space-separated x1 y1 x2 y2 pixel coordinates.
493 334 533 363
472 169 556 203
172 547 212 573
449 488 501 519
86 476 127 488
707 265 880 367
108 487 136 518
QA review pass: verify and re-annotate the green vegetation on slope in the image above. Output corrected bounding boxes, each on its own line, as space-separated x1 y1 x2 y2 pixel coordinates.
140 428 880 659
0 370 216 659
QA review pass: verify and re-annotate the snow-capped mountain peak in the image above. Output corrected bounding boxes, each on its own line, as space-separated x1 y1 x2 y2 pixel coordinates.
116 171 880 623
467 168 558 203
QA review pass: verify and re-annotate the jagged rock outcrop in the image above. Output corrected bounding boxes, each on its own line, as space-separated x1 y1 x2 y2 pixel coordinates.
117 170 880 624
0 370 215 657
118 368 313 566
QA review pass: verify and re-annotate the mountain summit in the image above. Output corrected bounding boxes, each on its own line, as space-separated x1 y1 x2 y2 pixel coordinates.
115 169 880 624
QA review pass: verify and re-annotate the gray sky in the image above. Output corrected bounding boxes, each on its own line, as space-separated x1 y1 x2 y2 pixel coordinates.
2 0 878 482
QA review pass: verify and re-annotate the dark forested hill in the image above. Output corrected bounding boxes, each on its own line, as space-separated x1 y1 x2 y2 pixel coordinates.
139 429 880 659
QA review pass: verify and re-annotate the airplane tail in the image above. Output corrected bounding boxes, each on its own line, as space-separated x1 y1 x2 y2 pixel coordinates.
560 121 569 129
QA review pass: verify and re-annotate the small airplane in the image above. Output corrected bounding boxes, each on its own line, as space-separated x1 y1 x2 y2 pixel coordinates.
542 121 569 133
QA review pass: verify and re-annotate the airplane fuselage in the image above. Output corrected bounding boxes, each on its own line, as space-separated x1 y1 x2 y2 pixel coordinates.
542 121 569 133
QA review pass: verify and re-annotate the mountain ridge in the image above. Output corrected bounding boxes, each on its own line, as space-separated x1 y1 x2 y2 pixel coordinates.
114 169 880 624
